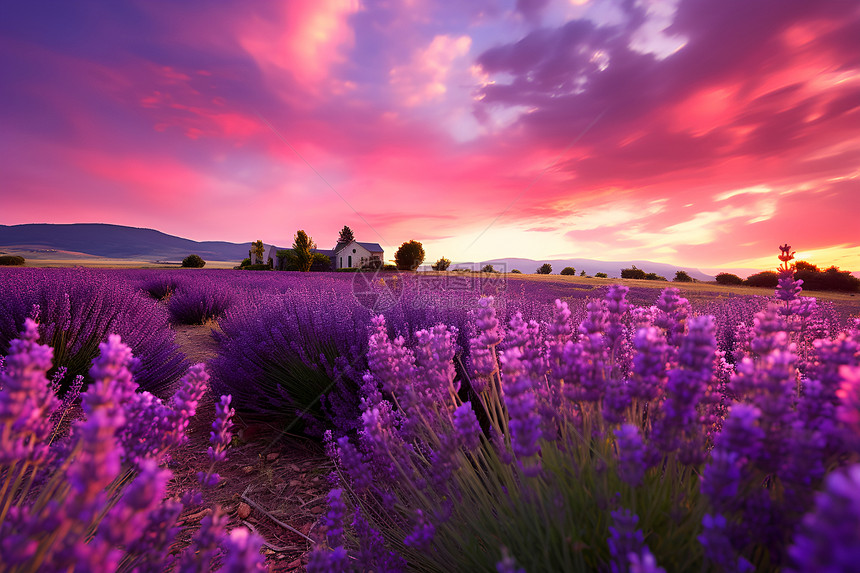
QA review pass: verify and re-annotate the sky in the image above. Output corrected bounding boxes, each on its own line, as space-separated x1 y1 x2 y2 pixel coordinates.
1 0 859 275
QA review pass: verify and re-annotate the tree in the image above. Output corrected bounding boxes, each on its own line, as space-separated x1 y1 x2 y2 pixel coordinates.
673 270 693 282
536 263 552 274
250 240 264 263
0 255 25 266
287 230 317 272
482 264 495 273
395 240 425 270
580 270 586 277
182 254 206 268
560 266 576 275
715 272 744 285
794 260 820 272
311 253 331 271
595 272 608 278
745 271 779 288
510 269 522 274
621 266 646 279
337 226 355 246
431 257 451 271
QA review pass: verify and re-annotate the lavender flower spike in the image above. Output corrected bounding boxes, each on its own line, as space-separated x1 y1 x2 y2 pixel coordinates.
788 464 860 572
0 318 57 464
221 528 267 572
208 394 235 463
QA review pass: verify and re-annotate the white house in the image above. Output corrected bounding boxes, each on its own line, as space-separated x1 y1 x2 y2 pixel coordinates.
331 240 384 269
255 238 384 270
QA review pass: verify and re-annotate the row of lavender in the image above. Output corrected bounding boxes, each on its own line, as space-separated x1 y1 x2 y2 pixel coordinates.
303 254 860 571
0 321 265 571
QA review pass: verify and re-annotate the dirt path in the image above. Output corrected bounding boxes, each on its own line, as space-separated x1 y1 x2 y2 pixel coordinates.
169 323 330 571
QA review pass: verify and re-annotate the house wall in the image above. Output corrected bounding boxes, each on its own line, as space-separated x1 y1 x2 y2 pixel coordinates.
336 242 375 268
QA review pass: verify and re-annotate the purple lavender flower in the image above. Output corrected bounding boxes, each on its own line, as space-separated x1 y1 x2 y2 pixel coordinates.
208 394 235 464
325 488 348 547
787 464 860 573
500 342 542 469
403 509 435 551
0 318 57 464
453 401 481 451
177 507 229 572
608 509 645 573
307 545 350 573
614 424 647 487
630 326 668 401
698 513 753 573
352 507 406 572
336 435 373 492
628 548 668 573
97 458 172 546
837 365 860 447
220 527 267 572
496 546 526 573
654 287 690 347
367 314 417 395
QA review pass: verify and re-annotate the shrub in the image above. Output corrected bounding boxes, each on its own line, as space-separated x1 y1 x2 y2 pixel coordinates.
595 272 608 278
239 257 251 267
383 264 398 271
510 269 522 274
580 270 586 277
0 322 265 571
312 253 332 271
745 270 779 288
139 274 181 300
0 269 187 395
796 266 860 292
674 270 693 282
395 240 425 270
209 289 372 430
536 263 552 274
482 264 495 273
715 272 744 285
181 254 206 268
560 266 576 275
621 266 647 279
168 280 235 325
0 255 25 266
432 257 452 271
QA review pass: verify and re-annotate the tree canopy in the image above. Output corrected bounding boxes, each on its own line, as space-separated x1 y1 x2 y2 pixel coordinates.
337 225 355 245
536 263 552 274
431 257 451 271
289 230 316 272
395 240 425 270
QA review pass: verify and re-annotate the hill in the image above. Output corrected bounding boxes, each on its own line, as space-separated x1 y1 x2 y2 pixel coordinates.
0 223 250 262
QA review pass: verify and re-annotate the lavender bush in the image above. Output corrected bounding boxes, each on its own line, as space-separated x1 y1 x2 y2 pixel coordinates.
0 268 187 396
308 248 860 572
0 320 265 571
168 276 236 325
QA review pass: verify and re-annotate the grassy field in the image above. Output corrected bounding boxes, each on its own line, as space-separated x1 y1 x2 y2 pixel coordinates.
0 248 239 269
424 270 860 305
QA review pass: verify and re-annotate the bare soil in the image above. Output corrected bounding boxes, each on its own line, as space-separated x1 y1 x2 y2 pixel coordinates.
168 323 331 571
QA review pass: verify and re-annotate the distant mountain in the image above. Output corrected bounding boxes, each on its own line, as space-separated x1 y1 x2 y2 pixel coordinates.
0 223 251 262
443 257 714 282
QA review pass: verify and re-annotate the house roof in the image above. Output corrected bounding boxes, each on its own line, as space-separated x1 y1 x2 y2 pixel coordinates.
312 248 336 258
334 240 384 254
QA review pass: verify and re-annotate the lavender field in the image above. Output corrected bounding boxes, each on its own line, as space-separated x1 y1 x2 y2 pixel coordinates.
2 255 860 572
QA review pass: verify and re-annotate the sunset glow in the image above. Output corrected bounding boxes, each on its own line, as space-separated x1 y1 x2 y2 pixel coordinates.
2 0 858 273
